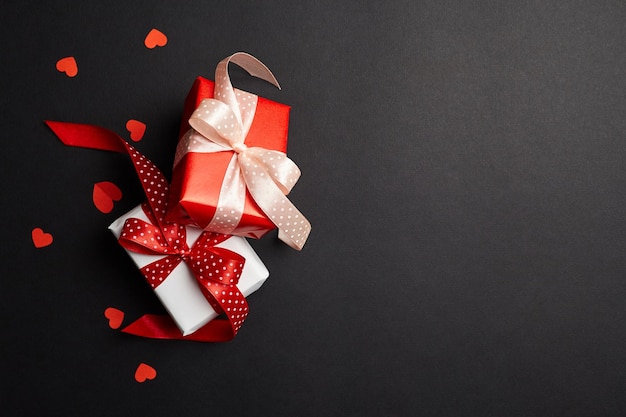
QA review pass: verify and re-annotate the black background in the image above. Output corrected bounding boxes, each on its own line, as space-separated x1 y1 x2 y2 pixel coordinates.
3 1 626 416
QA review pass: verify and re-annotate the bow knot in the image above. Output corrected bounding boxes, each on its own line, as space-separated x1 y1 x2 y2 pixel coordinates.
232 142 248 154
178 248 191 260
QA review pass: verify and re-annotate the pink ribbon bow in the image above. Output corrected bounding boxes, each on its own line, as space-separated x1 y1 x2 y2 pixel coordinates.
174 52 311 250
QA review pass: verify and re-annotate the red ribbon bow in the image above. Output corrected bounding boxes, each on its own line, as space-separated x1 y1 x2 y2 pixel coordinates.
119 203 246 290
46 120 250 342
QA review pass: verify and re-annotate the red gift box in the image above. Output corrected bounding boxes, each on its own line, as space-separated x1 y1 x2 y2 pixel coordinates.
166 53 310 250
167 77 290 237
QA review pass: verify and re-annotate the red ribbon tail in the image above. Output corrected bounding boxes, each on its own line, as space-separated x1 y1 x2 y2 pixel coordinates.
45 121 129 153
46 120 170 227
121 314 235 342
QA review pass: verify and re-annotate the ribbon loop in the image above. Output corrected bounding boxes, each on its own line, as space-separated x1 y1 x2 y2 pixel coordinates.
185 233 245 285
118 217 174 256
243 147 301 195
189 98 244 148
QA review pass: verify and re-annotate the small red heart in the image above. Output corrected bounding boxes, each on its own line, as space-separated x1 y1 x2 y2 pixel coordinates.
56 56 78 77
144 29 167 49
93 181 123 214
32 228 53 248
126 119 146 142
104 307 124 329
135 363 157 383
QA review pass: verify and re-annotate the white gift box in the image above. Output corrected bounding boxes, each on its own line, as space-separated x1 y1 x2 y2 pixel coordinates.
109 204 269 336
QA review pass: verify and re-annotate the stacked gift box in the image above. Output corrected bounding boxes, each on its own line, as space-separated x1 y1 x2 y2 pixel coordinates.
48 53 310 341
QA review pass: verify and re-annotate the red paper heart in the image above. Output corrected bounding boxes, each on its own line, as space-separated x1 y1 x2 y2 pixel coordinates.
144 29 167 49
126 119 146 142
32 228 53 248
135 363 157 383
104 307 124 329
56 56 78 77
93 181 123 213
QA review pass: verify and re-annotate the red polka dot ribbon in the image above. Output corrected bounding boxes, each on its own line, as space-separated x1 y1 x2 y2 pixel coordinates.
119 206 245 290
45 120 251 341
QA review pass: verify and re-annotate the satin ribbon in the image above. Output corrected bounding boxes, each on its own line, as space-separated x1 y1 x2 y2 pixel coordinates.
174 52 311 250
46 120 250 342
119 203 246 290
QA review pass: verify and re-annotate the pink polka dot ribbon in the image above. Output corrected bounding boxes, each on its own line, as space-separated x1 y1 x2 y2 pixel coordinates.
174 52 311 250
45 120 251 340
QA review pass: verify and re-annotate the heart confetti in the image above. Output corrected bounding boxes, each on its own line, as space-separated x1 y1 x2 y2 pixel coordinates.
32 228 53 248
104 307 124 329
56 56 78 77
125 119 146 142
135 363 157 383
144 29 167 49
93 181 123 214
